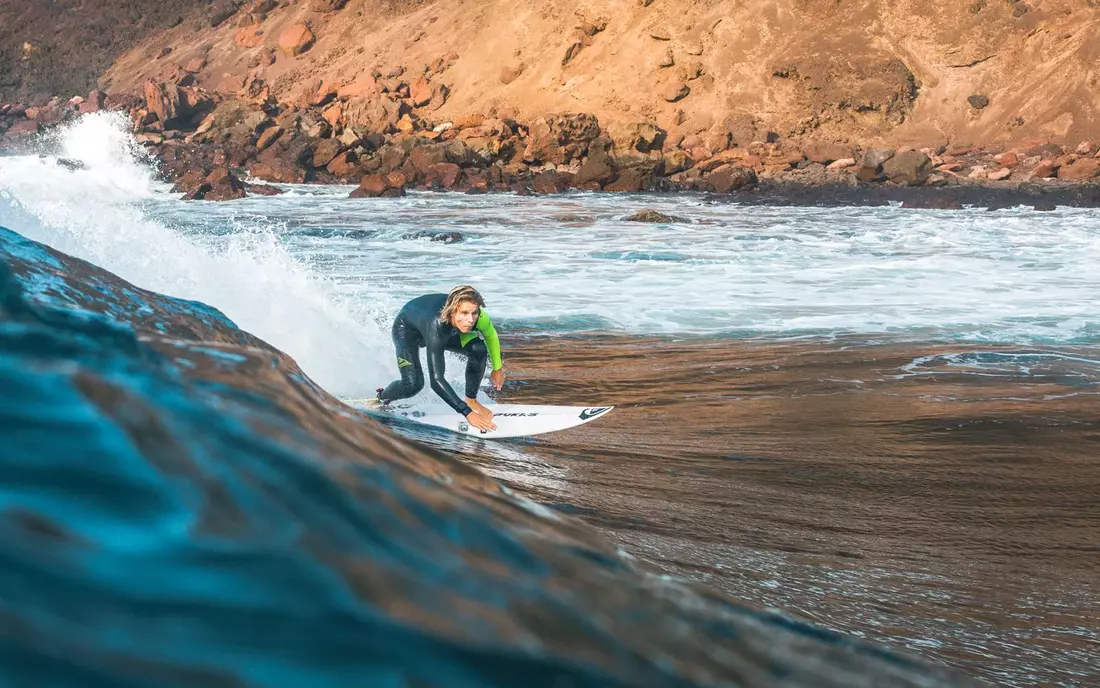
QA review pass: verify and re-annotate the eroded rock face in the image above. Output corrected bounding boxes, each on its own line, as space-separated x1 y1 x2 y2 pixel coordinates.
522 113 602 165
770 53 919 134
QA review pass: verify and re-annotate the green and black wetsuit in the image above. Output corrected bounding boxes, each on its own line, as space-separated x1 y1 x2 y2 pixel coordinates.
377 293 502 416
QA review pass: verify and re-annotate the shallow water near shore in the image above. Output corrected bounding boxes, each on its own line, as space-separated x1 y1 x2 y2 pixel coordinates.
1 116 1098 687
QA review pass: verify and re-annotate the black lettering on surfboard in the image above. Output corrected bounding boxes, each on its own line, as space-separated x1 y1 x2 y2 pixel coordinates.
579 406 611 420
495 412 540 417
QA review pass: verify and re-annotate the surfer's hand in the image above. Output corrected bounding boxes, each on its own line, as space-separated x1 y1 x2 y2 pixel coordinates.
490 368 505 391
466 410 497 432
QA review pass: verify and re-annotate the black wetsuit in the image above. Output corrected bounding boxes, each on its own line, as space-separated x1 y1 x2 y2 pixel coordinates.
377 293 494 416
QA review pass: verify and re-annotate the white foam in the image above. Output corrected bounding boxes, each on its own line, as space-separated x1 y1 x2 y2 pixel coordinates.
0 112 390 396
5 113 1100 401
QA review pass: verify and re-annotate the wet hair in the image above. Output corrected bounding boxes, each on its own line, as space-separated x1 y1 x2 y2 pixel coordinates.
440 285 485 323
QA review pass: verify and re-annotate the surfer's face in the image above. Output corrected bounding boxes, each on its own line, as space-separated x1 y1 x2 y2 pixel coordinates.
450 301 479 332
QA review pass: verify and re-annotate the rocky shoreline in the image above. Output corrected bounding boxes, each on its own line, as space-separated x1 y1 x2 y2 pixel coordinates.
3 72 1100 207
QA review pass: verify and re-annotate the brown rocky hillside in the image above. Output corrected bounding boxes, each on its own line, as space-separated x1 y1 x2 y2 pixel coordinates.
84 0 1100 150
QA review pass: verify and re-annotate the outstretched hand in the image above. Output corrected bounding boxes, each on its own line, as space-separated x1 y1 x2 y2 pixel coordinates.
490 368 505 391
466 410 497 432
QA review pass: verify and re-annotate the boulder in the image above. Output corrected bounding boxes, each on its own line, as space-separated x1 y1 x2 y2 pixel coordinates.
856 148 895 181
521 113 601 165
967 95 989 110
530 171 569 194
278 24 315 57
183 167 246 201
703 164 757 193
662 82 690 102
1056 158 1100 180
608 122 664 154
882 150 931 185
500 64 524 84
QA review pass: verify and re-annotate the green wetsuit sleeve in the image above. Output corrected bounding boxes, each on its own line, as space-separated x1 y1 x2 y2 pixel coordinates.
476 310 503 370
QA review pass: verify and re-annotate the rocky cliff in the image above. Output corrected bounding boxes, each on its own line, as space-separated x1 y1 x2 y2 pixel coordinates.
3 0 1100 198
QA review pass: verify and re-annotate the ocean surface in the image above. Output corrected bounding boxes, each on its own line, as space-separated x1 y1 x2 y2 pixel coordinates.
0 113 1096 687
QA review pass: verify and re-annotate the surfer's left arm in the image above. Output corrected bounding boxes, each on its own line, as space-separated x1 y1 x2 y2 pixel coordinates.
476 310 505 391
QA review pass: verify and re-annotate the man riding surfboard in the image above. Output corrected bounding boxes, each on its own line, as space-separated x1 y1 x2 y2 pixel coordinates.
375 285 504 432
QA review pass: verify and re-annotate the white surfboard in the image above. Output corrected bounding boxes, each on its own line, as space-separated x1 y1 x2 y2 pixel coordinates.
345 399 614 439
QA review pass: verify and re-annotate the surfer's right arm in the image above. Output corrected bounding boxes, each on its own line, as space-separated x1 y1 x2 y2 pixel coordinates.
425 344 473 416
423 342 495 431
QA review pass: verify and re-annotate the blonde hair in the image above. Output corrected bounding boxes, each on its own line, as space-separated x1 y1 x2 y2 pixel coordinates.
440 285 485 323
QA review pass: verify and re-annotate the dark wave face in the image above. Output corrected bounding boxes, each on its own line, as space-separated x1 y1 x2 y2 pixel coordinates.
438 335 1100 688
0 225 979 687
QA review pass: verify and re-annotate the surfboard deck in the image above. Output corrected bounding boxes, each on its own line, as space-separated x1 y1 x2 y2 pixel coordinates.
345 398 614 439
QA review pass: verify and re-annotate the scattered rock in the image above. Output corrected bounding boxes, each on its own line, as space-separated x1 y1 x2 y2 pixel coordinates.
1031 160 1058 178
662 150 693 175
531 170 569 194
245 182 283 196
183 167 246 201
522 113 602 165
406 230 464 243
804 142 850 165
278 23 315 57
967 95 989 109
4 120 39 138
987 167 1012 180
609 122 664 153
350 172 406 198
425 162 462 189
255 126 283 151
429 82 449 110
662 82 690 102
857 148 895 181
500 64 524 84
78 89 106 114
575 140 617 187
882 150 932 185
625 209 686 223
1022 142 1063 158
563 41 585 65
704 164 757 193
1056 158 1100 180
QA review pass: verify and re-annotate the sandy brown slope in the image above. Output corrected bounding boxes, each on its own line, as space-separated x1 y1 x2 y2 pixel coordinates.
0 0 220 102
95 0 1100 149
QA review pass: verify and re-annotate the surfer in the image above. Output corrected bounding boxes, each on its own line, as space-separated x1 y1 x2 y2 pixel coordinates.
375 285 504 432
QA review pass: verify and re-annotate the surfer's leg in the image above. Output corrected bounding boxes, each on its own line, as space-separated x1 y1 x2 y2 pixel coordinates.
378 318 424 402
